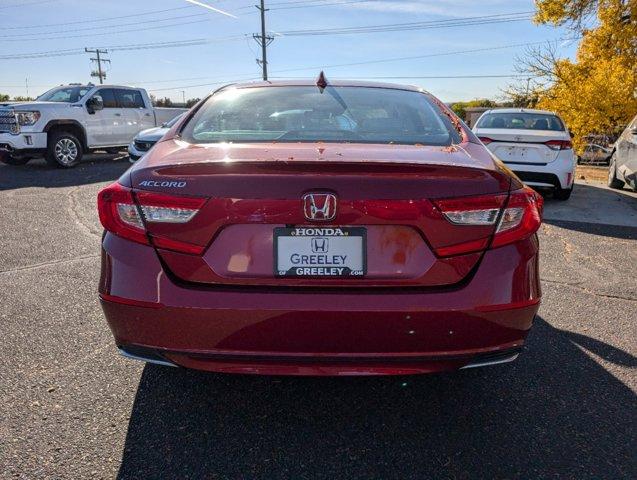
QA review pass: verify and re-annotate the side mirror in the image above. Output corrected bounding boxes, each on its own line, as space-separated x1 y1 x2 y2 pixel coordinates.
630 126 637 135
86 96 104 113
161 122 168 128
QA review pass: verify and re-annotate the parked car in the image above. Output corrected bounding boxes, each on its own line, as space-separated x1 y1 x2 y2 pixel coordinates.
608 114 637 191
473 108 576 200
578 143 612 165
128 112 185 162
97 79 543 376
0 84 186 168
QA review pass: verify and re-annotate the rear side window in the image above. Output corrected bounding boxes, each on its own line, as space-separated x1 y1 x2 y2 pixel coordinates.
94 89 117 108
477 112 564 131
180 86 461 146
116 89 145 109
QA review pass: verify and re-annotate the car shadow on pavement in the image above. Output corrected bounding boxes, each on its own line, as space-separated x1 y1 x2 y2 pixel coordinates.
542 219 637 240
0 155 130 191
116 317 636 479
541 183 637 239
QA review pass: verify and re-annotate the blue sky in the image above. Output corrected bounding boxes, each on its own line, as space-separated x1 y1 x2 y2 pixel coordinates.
0 0 577 102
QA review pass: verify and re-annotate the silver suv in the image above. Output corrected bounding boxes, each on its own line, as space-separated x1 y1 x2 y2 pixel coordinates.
608 114 637 191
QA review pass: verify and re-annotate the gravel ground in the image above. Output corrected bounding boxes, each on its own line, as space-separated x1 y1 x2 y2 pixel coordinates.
1 156 635 479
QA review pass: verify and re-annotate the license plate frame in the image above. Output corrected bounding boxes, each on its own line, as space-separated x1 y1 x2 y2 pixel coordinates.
274 226 367 278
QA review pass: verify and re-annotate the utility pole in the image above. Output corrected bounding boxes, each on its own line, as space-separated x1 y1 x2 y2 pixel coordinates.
181 90 186 105
85 48 110 84
253 1 273 80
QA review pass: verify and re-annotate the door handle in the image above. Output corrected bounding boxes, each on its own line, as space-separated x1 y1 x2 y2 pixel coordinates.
144 113 151 117
114 113 122 117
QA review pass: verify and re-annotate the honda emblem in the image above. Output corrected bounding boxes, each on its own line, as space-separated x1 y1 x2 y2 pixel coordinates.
302 193 337 221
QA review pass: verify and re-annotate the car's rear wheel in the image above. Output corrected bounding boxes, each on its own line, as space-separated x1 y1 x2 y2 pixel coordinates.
0 156 31 166
607 154 625 189
46 131 83 168
554 185 573 200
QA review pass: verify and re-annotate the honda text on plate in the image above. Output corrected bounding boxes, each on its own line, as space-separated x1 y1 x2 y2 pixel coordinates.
473 108 576 200
98 77 543 376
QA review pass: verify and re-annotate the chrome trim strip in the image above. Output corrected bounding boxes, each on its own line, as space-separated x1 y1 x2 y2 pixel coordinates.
460 353 519 369
118 348 177 367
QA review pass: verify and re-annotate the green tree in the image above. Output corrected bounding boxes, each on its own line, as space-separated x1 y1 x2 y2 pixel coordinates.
185 98 201 108
0 93 10 102
451 99 498 120
510 0 637 152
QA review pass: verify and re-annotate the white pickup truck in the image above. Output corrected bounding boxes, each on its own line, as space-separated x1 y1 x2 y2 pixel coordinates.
0 84 186 168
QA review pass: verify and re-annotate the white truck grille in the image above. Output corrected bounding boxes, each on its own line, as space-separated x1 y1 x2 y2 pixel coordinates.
0 109 18 134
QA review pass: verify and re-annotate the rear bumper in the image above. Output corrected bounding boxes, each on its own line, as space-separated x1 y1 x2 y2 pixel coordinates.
99 233 541 375
503 151 575 190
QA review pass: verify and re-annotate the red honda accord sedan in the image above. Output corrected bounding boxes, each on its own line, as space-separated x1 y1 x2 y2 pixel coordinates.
98 79 542 375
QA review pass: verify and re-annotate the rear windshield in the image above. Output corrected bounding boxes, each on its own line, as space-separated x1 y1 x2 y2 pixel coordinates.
180 86 461 145
476 112 564 131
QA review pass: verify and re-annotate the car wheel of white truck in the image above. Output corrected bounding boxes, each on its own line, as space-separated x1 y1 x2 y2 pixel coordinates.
46 131 83 168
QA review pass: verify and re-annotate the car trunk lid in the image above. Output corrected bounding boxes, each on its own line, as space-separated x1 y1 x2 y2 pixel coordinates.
129 141 512 288
477 128 565 164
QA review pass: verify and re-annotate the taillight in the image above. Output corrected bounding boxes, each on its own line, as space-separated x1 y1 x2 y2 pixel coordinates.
97 183 148 246
491 187 543 248
544 139 572 150
433 187 542 257
436 193 507 226
97 183 207 255
478 136 494 145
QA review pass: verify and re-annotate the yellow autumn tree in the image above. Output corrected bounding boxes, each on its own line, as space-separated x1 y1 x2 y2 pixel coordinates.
512 0 637 152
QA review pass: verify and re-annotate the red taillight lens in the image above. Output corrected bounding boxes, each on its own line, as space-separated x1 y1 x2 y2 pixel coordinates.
97 183 149 245
97 182 208 255
544 139 572 150
491 187 543 248
433 187 543 257
433 193 506 256
435 193 507 226
478 136 494 145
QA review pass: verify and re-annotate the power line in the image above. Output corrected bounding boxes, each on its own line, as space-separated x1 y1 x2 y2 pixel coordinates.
0 12 222 38
237 0 379 11
0 0 58 9
1 5 195 29
0 36 571 84
0 18 225 42
0 35 246 60
278 12 534 36
337 74 529 79
141 38 574 91
269 39 573 73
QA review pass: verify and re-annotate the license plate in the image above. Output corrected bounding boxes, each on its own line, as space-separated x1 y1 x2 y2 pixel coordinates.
507 146 526 157
274 227 366 277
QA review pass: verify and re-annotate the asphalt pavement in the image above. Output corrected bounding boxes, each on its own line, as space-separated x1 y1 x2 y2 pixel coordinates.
1 156 635 479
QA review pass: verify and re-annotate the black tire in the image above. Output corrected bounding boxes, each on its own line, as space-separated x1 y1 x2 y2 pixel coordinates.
554 185 573 200
607 154 625 189
45 131 83 168
0 156 31 166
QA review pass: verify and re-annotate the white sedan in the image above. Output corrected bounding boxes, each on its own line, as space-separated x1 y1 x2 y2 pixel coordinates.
473 108 576 200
